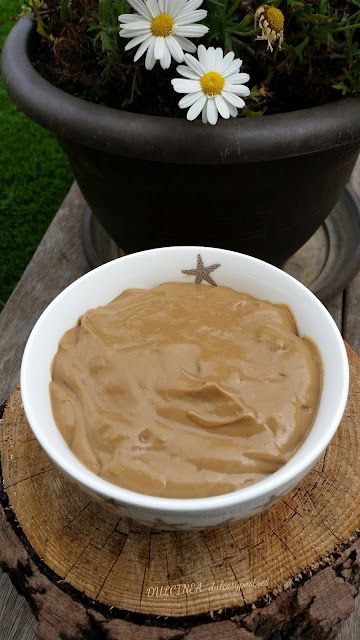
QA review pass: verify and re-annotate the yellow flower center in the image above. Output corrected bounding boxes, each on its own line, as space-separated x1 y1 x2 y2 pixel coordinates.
264 7 284 33
200 71 225 97
151 13 174 37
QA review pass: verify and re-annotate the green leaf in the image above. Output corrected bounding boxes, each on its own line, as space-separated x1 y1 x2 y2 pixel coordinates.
243 107 264 117
332 82 350 94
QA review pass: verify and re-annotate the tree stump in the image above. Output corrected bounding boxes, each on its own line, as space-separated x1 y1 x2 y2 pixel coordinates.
1 345 360 640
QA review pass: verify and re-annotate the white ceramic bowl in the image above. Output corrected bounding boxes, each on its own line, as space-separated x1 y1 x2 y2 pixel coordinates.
21 247 349 530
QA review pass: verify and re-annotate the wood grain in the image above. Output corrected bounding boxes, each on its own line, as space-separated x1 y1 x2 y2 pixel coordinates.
0 573 35 640
0 182 88 640
0 183 88 407
343 273 360 355
326 293 344 332
1 155 360 637
1 344 360 638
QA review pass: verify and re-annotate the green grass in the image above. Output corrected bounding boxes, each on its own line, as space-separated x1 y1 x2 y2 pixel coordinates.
0 0 73 309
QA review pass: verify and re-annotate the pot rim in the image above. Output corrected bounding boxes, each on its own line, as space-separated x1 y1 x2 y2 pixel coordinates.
3 13 360 165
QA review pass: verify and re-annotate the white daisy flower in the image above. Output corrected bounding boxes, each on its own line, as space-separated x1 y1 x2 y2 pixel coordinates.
118 0 209 71
171 45 250 125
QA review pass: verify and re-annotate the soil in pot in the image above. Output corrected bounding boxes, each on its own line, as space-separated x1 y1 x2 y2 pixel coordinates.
3 11 360 266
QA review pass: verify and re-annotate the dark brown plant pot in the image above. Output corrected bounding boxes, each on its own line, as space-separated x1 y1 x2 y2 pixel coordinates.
3 14 360 265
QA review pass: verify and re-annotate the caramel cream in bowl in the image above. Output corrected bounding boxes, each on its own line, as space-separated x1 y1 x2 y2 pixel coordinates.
50 282 321 499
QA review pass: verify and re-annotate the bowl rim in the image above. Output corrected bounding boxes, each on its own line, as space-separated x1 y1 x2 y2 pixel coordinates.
20 246 349 514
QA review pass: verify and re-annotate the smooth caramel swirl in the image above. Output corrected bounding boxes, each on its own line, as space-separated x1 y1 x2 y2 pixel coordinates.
50 283 322 498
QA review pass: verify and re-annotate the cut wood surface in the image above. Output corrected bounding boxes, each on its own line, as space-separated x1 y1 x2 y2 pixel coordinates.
1 161 360 638
1 344 360 639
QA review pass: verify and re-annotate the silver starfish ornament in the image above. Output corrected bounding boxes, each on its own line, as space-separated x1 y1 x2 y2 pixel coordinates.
181 254 221 286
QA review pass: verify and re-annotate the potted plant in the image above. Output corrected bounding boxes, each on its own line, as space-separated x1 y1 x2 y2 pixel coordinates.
2 0 360 264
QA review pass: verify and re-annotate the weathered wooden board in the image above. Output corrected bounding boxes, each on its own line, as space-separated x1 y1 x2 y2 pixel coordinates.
343 272 360 355
0 573 35 640
0 344 360 638
1 156 360 637
0 183 88 407
0 183 89 640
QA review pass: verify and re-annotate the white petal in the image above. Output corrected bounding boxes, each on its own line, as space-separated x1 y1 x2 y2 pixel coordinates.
133 36 153 61
179 90 203 108
225 84 250 97
154 36 165 60
145 38 157 69
146 0 161 18
205 46 215 72
227 72 250 85
171 0 188 18
160 41 172 68
187 94 207 120
202 102 208 124
171 78 201 93
174 35 196 53
175 10 207 25
125 33 152 51
197 44 208 68
174 25 209 37
184 52 205 75
176 64 199 79
207 98 218 125
120 27 151 38
175 0 203 18
227 102 238 118
214 47 223 71
219 51 235 74
127 0 152 19
119 20 150 30
222 91 245 108
166 35 185 63
223 60 242 78
215 94 230 119
119 14 147 23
